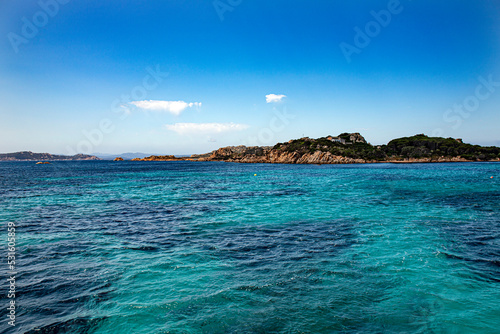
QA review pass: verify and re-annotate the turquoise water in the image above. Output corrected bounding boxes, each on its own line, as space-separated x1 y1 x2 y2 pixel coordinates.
1 161 499 333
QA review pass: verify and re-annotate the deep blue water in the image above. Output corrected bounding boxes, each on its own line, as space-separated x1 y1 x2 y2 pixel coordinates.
1 161 499 333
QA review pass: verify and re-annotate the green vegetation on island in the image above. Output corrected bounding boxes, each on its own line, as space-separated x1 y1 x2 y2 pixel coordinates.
272 133 500 162
384 134 500 161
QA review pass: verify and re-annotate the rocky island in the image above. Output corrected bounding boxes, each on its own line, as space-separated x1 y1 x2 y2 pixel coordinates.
131 155 185 161
190 133 500 164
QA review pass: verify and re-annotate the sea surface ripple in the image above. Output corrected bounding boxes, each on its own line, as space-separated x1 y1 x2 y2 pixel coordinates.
1 161 499 333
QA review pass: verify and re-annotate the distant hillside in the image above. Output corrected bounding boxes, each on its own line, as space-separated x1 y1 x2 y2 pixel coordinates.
190 133 500 164
0 151 101 161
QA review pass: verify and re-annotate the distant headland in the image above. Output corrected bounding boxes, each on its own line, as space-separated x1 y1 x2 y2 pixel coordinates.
127 133 500 164
0 151 100 161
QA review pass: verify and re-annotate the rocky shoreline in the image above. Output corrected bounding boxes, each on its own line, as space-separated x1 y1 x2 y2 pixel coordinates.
190 146 498 164
129 155 185 162
119 132 500 165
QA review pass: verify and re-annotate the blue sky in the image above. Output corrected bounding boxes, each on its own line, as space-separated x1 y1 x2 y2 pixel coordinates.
1 0 499 155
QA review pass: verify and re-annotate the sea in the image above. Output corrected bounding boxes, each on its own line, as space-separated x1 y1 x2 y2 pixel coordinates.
1 161 499 333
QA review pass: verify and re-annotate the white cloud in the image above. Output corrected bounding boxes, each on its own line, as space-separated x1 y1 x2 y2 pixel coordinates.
130 100 201 115
265 94 286 103
164 122 249 135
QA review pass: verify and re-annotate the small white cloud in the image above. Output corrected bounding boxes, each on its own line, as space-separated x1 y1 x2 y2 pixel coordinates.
164 122 249 135
130 100 201 115
266 94 286 103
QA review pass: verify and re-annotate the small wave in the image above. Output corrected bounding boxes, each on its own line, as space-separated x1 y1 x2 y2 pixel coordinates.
25 316 107 334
